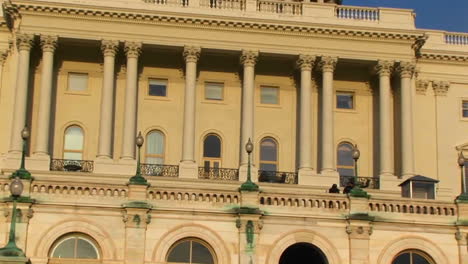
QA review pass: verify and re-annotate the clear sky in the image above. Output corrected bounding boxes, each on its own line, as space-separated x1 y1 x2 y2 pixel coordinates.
343 0 468 33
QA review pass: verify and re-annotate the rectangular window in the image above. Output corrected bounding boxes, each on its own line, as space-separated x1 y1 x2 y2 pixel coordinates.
463 100 468 118
336 92 354 109
148 79 167 97
68 73 88 91
205 82 223 100
261 86 279 104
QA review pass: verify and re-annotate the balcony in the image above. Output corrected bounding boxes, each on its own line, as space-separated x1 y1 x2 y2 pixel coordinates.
141 164 179 177
258 170 298 184
50 159 94 173
198 167 239 181
339 175 380 189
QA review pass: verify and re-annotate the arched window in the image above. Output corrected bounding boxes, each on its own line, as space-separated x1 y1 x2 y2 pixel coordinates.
166 238 216 264
49 233 100 264
391 249 435 264
146 130 165 164
63 126 84 160
260 137 278 172
337 142 355 177
203 134 222 169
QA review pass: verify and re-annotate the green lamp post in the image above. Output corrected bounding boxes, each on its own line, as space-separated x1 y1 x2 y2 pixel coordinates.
240 138 259 192
456 151 468 201
129 132 148 185
0 177 26 257
12 127 31 180
349 144 369 198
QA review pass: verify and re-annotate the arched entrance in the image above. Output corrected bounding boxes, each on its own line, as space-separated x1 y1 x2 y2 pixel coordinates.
279 242 328 264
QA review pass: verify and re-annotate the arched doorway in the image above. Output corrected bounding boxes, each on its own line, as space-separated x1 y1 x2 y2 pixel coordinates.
279 242 328 264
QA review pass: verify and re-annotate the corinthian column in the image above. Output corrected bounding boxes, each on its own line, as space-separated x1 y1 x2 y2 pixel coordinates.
97 40 118 159
181 46 200 163
9 34 34 154
121 42 141 160
397 62 416 177
240 50 258 166
319 56 337 174
34 36 58 156
375 60 394 177
297 54 315 172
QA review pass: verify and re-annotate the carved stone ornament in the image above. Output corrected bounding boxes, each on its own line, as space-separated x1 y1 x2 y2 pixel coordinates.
318 56 337 72
40 35 58 53
0 50 8 65
432 81 450 96
375 60 394 76
124 42 142 58
183 46 201 63
346 224 373 239
296 54 316 71
415 79 429 95
240 50 258 67
16 33 34 51
101 40 119 57
396 62 416 78
122 209 151 228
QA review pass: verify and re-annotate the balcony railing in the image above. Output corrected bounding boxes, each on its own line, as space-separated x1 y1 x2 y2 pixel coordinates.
257 0 302 15
339 175 380 189
258 170 298 184
200 0 245 10
141 164 179 177
445 33 468 45
335 6 379 21
198 167 239 181
50 159 94 173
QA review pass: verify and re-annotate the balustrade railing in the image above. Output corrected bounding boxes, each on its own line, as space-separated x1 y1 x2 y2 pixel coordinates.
198 167 239 181
50 159 94 173
335 6 379 21
141 164 179 177
200 0 245 10
257 0 302 15
258 170 298 184
445 33 468 45
143 0 189 6
340 175 379 189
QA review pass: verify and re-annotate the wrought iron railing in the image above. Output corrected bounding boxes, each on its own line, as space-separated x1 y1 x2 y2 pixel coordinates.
198 167 239 181
141 164 179 177
340 176 380 189
258 170 298 184
50 159 94 173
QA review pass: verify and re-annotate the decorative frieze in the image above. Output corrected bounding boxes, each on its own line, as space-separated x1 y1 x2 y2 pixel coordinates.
318 56 337 72
101 40 119 57
240 50 258 67
296 54 316 71
396 62 415 78
432 81 450 96
375 60 394 76
415 79 429 95
124 41 142 58
122 209 151 229
346 223 373 239
183 46 201 63
16 34 34 51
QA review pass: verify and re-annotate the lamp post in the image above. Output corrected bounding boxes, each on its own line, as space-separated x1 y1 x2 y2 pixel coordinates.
240 138 259 191
128 132 148 185
12 127 31 180
457 151 468 201
0 177 26 257
349 144 368 198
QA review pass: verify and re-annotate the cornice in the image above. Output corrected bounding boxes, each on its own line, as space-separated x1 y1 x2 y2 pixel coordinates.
420 49 468 63
5 1 423 43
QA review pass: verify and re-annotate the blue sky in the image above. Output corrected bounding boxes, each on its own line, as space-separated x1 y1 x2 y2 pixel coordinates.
343 0 468 33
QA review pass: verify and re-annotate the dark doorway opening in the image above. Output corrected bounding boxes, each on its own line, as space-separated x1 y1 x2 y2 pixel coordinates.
279 242 328 264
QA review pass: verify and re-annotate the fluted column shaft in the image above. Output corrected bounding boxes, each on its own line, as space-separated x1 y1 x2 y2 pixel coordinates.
319 57 337 173
9 34 34 153
297 55 315 170
121 42 141 159
398 62 416 177
34 36 57 155
240 50 258 165
97 40 118 159
376 61 394 176
181 46 200 162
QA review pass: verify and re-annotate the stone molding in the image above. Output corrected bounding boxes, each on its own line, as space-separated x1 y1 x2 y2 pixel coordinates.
375 60 394 76
122 208 151 229
183 46 201 63
101 40 119 57
432 81 450 96
124 41 142 58
40 35 58 53
346 222 373 240
16 33 34 51
296 54 316 71
318 56 337 72
396 62 415 78
415 79 429 95
240 50 258 67
421 53 468 62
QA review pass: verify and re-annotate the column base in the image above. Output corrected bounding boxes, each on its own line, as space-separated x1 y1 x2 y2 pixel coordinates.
1 153 50 172
301 170 339 188
179 161 198 179
93 158 136 175
298 167 316 185
238 164 258 183
379 174 402 192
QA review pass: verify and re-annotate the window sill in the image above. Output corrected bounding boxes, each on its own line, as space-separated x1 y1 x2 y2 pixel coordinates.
335 108 357 114
257 103 282 109
201 100 226 105
144 96 171 102
64 91 91 96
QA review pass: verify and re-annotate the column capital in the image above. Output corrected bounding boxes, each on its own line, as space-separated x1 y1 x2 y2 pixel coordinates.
183 46 201 63
16 34 34 51
240 50 258 67
296 54 316 71
0 50 8 65
124 42 142 58
318 56 337 72
375 60 394 76
415 79 429 95
396 62 416 78
40 35 58 53
432 80 450 96
101 40 119 57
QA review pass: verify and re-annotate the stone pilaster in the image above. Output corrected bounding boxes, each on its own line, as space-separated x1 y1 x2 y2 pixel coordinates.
346 219 373 264
122 206 151 264
236 215 263 264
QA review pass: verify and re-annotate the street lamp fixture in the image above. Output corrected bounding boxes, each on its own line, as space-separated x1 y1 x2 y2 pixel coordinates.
456 151 468 201
0 177 26 257
129 132 148 185
240 138 259 192
349 144 369 198
12 127 31 180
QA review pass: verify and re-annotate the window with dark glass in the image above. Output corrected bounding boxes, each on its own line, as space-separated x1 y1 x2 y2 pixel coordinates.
260 138 278 172
336 92 354 109
260 86 279 104
337 142 355 177
148 79 167 97
167 238 216 264
203 134 222 170
50 233 100 263
392 250 435 264
463 100 468 118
